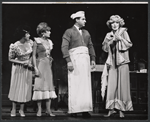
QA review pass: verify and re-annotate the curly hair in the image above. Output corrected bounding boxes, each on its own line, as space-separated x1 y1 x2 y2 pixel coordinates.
36 22 51 37
106 15 125 29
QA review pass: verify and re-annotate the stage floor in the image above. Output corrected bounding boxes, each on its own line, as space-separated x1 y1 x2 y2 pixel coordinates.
1 107 148 120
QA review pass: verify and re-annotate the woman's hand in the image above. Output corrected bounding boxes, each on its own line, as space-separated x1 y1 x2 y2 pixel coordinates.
49 57 53 64
67 62 74 72
106 33 116 45
22 60 33 68
115 34 122 41
34 67 40 77
106 33 115 40
22 60 29 66
28 63 33 68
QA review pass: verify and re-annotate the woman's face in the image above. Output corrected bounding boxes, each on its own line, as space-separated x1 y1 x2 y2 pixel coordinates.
24 33 30 41
111 21 120 31
43 30 51 38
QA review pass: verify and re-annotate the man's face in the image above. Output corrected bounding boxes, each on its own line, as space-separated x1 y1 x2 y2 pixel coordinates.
77 16 86 27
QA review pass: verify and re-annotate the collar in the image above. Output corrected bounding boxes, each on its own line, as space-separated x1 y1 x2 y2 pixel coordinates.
74 25 80 31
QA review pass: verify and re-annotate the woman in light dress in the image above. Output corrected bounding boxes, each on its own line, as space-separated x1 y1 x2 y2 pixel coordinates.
8 25 33 117
102 15 133 118
32 22 57 117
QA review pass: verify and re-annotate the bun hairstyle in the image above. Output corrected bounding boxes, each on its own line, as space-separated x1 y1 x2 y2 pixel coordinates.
36 22 51 37
14 25 31 39
106 15 125 29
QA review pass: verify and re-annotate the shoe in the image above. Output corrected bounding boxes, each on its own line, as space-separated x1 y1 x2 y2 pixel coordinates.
36 110 42 117
19 110 25 117
49 113 56 117
119 111 125 118
104 110 116 117
36 113 42 117
82 112 91 118
45 111 56 117
10 110 16 117
70 113 77 117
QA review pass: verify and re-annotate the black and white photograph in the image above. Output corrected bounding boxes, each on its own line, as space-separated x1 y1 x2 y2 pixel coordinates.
1 1 148 121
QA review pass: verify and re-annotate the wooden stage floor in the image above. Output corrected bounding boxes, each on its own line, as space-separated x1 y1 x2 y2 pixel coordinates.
1 107 148 120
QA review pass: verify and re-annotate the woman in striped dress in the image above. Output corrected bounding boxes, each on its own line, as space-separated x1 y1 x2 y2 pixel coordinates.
8 25 33 117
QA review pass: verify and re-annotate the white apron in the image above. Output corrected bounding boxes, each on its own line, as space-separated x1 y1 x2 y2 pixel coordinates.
68 46 93 113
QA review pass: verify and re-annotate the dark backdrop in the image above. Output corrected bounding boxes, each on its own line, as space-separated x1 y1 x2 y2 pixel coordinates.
2 4 148 99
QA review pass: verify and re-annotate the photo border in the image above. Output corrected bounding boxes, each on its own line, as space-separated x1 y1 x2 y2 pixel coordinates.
0 1 149 122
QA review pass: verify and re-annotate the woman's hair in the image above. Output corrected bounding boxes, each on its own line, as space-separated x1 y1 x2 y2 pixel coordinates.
106 15 125 29
36 22 51 37
14 25 30 39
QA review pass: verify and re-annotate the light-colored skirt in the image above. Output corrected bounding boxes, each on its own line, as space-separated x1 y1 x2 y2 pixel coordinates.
8 64 32 103
32 91 57 100
106 64 133 111
32 57 57 100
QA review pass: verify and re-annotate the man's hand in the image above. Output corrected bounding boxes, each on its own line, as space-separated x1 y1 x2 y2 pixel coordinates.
67 62 74 72
91 60 96 70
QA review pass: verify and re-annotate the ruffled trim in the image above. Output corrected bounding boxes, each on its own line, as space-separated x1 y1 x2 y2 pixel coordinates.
9 43 17 50
9 40 33 56
32 91 57 101
34 37 53 50
106 99 133 111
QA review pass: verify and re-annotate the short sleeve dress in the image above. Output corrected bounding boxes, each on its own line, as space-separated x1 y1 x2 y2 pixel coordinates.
32 37 57 100
8 40 33 103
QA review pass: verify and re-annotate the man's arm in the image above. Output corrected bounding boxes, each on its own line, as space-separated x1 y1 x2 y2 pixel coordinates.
61 29 71 63
61 29 74 72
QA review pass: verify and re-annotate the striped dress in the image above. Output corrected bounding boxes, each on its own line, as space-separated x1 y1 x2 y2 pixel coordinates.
8 40 33 102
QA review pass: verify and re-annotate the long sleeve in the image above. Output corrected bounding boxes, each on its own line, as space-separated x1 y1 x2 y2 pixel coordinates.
119 31 133 51
61 29 71 63
102 37 109 53
87 35 96 61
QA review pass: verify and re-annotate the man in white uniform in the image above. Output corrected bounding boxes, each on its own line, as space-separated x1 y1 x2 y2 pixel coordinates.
61 11 96 118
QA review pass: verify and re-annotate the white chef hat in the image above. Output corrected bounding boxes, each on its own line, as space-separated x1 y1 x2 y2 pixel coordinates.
70 11 85 19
